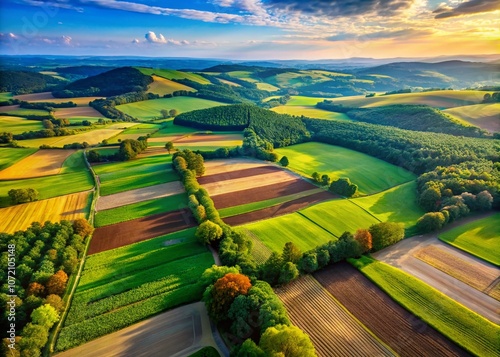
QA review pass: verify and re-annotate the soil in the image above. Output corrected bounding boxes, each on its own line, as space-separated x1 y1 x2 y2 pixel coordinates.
314 262 470 357
88 209 196 255
198 165 282 185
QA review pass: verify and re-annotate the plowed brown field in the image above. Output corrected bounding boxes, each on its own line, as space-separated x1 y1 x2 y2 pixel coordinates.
224 191 334 226
198 166 281 185
88 209 195 254
275 275 394 357
0 149 75 179
54 106 102 118
13 92 103 106
314 262 469 357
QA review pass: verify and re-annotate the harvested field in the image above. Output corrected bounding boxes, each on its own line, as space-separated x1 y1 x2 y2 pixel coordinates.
147 75 196 95
0 191 91 234
13 92 103 106
88 209 196 254
314 263 469 357
414 245 500 300
275 275 394 357
96 181 185 211
203 158 268 174
0 149 75 179
198 165 282 184
224 191 334 226
0 147 37 171
54 106 102 118
212 179 316 209
0 115 43 134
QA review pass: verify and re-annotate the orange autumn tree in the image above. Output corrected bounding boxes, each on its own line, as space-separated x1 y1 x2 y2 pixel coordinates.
46 270 68 296
354 228 372 253
205 273 251 322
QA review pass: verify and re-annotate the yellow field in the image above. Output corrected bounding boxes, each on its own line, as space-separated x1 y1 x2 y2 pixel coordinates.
0 191 91 234
13 92 103 106
443 103 500 132
271 105 352 120
218 79 240 87
0 149 75 179
147 75 196 95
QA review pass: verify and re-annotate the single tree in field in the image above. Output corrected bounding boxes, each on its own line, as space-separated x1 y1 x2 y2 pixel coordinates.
354 229 372 253
279 156 289 167
165 141 174 154
329 177 358 197
204 273 251 322
160 109 169 119
169 109 178 117
282 242 301 264
259 324 316 357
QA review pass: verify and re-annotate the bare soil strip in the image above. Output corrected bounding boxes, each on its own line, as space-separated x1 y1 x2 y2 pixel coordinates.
54 106 103 118
414 245 500 300
275 275 394 357
88 209 195 255
96 181 185 211
0 149 75 179
314 263 470 357
224 191 335 226
212 179 316 209
203 158 270 175
198 166 282 185
13 92 103 106
176 134 243 143
203 171 297 197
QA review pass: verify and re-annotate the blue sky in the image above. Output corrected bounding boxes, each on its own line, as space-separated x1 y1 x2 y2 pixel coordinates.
0 0 499 59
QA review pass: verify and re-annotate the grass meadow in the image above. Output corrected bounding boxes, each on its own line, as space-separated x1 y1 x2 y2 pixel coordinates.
137 67 211 84
0 147 37 170
439 213 500 266
148 75 197 95
0 115 43 134
443 103 500 132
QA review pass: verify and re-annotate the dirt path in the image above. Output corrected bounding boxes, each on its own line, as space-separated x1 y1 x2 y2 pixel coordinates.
55 302 225 357
373 213 500 324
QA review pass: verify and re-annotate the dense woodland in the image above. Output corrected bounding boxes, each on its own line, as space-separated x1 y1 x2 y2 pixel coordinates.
0 71 65 95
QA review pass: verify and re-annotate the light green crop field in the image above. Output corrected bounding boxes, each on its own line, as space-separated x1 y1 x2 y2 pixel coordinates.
271 105 352 120
443 103 500 133
256 82 280 91
243 212 337 253
352 181 424 228
151 120 200 136
95 193 188 227
66 117 103 124
107 123 161 143
0 147 37 170
0 92 13 101
0 107 49 116
300 199 381 236
0 116 43 134
57 229 214 351
117 97 226 121
275 142 416 195
137 67 211 84
439 213 500 266
0 150 93 207
147 75 196 95
226 71 254 79
285 96 330 106
350 256 500 357
94 153 178 196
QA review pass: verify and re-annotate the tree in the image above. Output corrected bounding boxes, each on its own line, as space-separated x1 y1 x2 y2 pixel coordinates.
199 265 240 290
45 270 68 296
259 324 316 357
237 339 265 357
160 109 169 118
279 156 289 167
87 150 101 163
476 190 493 211
321 174 331 186
298 252 318 273
205 273 251 322
196 220 223 245
44 294 64 313
416 212 446 233
165 141 174 154
279 262 299 285
329 177 358 197
419 187 441 212
261 252 284 286
19 323 48 357
8 188 39 204
369 222 405 251
26 282 45 297
282 242 301 264
73 218 93 237
169 109 178 117
354 229 372 253
30 304 59 328
311 172 320 183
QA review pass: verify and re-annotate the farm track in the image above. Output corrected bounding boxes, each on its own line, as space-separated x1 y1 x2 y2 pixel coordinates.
198 165 282 184
88 209 195 255
96 181 185 211
224 191 335 226
275 275 394 357
314 262 470 357
0 149 75 179
212 179 317 209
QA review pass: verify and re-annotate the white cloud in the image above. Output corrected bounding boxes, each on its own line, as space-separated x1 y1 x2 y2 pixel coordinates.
144 31 190 45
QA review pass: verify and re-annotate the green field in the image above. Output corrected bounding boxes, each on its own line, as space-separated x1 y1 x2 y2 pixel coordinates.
275 142 416 195
271 105 352 120
285 96 329 106
352 181 424 228
95 193 188 227
256 82 280 91
137 67 211 84
0 107 49 116
300 199 381 236
94 153 178 196
148 75 197 95
0 147 37 170
350 256 500 357
57 229 214 351
151 120 200 136
242 212 337 253
0 92 13 101
117 97 227 121
0 150 93 207
439 213 500 266
107 123 161 143
0 115 44 134
443 103 500 132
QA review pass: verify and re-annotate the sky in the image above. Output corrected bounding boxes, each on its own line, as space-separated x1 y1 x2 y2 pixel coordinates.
0 0 499 60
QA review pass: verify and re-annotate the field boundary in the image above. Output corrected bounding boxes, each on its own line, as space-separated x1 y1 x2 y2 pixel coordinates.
296 211 339 238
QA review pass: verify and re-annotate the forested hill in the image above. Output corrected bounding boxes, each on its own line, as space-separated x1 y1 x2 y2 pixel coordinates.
52 67 153 97
0 71 65 94
174 104 309 147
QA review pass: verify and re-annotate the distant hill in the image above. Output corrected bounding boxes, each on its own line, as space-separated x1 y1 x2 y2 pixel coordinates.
53 67 153 97
0 70 66 94
56 66 116 77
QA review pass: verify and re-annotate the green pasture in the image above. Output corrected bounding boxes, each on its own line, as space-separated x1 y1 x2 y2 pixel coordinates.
0 107 49 116
95 193 187 227
57 229 214 351
256 82 280 91
137 67 211 85
0 147 37 171
117 97 227 121
107 123 161 143
275 142 416 195
271 105 352 120
351 181 424 228
286 96 331 106
0 92 13 101
443 103 500 132
0 150 93 207
350 256 500 357
0 115 43 134
439 213 500 266
151 120 200 136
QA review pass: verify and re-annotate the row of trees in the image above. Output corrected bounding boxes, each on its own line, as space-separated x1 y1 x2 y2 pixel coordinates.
8 188 39 205
88 137 148 163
